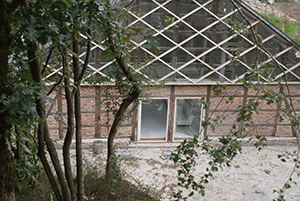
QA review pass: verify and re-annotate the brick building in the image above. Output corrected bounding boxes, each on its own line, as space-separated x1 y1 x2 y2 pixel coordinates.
46 0 300 142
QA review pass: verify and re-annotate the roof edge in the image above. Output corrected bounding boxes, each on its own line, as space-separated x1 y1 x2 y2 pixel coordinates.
234 0 300 50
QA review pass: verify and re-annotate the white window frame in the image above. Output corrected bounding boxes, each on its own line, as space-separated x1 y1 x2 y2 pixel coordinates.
172 97 204 142
137 97 170 142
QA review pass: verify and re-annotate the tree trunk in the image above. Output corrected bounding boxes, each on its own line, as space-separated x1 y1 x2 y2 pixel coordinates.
0 135 15 201
106 90 139 177
0 1 15 200
73 35 84 201
28 47 69 201
104 17 141 177
62 48 77 201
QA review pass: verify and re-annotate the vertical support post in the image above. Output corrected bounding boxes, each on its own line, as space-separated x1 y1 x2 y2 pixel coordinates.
172 0 180 81
203 85 211 140
168 85 176 142
282 86 297 137
208 0 221 68
273 51 294 136
95 86 101 138
130 0 140 142
200 39 207 78
238 87 248 134
219 34 227 80
272 86 282 136
246 24 258 65
132 100 139 142
135 0 142 56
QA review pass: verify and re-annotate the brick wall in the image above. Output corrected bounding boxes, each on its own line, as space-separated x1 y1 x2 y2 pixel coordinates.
47 84 300 141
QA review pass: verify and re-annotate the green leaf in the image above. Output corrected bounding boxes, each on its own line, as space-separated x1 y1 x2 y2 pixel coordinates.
102 49 119 61
23 69 32 81
132 28 144 34
60 0 71 8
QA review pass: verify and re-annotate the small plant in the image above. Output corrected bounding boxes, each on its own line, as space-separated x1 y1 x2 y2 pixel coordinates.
16 171 53 201
17 156 162 201
84 155 162 201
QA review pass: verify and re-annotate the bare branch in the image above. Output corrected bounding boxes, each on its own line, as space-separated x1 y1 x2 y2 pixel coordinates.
41 47 54 75
46 75 63 96
72 28 92 96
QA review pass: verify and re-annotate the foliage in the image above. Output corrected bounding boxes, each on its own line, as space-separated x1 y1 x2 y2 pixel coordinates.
84 0 172 178
84 156 162 201
16 171 53 201
3 0 299 200
170 1 300 200
4 0 168 198
292 38 300 46
16 160 162 201
6 0 103 199
171 78 299 200
262 13 300 45
0 81 44 191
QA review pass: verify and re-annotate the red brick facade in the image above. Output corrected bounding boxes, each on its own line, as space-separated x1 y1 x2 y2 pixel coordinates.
47 84 300 142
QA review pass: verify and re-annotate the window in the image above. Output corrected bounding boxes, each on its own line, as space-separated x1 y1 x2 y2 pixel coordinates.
138 99 168 140
174 98 203 140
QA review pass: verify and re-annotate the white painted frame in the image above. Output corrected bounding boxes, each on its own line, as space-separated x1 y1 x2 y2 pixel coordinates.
173 97 205 142
137 97 170 142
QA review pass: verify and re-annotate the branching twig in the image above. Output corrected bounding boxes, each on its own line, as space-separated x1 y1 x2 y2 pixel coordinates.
46 75 63 96
41 47 53 75
230 0 300 198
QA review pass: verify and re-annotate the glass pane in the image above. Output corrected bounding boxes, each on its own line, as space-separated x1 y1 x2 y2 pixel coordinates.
140 99 168 139
174 99 202 139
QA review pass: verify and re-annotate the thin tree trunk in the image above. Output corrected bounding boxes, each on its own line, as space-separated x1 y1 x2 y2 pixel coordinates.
62 48 77 201
106 91 139 177
36 103 64 201
104 17 141 177
28 47 70 201
75 89 84 200
73 35 84 201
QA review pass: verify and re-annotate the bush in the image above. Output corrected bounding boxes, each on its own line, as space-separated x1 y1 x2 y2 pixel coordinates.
16 157 162 201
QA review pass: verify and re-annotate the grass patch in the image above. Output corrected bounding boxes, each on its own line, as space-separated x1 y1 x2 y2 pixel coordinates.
16 164 162 201
85 165 162 201
262 13 300 45
292 38 300 46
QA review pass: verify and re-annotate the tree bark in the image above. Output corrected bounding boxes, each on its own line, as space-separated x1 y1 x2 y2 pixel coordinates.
28 47 70 201
104 15 141 177
73 35 84 201
106 90 139 177
0 1 18 200
62 48 77 201
0 138 15 201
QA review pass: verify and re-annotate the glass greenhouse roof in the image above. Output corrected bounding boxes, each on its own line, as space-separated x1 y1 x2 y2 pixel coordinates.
45 0 300 85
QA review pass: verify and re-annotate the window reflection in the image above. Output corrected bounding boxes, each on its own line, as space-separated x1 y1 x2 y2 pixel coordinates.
174 99 203 139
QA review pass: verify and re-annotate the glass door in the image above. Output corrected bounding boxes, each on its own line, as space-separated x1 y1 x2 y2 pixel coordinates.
174 99 203 140
139 99 168 140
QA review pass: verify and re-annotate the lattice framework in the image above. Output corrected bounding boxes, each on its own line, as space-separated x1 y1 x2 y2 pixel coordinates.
44 0 300 85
